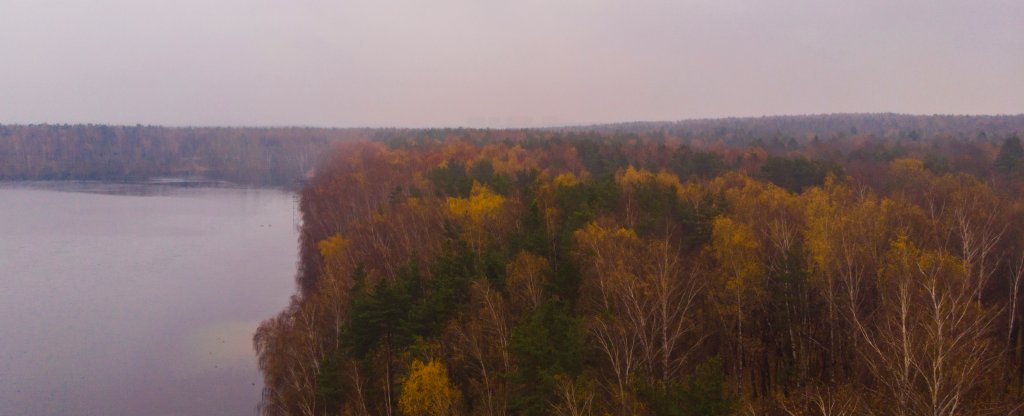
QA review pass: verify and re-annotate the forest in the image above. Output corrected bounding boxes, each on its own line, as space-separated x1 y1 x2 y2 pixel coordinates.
2 113 1023 186
0 124 366 185
253 115 1024 415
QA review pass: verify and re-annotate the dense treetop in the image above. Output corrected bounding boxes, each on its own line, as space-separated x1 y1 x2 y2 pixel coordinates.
255 116 1024 415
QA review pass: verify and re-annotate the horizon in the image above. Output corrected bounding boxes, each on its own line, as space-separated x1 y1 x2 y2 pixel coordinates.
2 1 1022 128
3 111 1024 131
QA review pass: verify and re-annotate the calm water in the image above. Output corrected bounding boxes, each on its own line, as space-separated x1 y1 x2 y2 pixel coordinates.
0 182 298 416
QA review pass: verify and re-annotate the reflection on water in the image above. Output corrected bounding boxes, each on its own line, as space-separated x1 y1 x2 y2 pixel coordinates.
0 182 298 416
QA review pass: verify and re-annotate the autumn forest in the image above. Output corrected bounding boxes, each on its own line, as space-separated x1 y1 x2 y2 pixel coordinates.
249 115 1024 415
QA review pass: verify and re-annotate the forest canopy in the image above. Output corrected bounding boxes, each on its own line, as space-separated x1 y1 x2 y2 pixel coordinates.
254 116 1024 416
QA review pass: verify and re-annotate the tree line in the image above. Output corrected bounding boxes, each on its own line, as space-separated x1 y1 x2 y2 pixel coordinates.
2 114 1022 186
0 124 369 185
255 124 1024 415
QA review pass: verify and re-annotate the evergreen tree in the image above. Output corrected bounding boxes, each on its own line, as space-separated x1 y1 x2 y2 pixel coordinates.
507 301 584 416
995 135 1023 172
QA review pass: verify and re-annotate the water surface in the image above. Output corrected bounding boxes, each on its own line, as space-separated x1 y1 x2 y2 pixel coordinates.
0 182 298 416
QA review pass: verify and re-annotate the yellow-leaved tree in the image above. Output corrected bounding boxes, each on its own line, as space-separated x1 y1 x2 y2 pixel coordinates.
447 181 508 257
316 233 354 351
710 216 764 390
573 220 701 414
505 251 551 311
854 234 1000 416
317 233 350 280
615 166 685 227
447 181 506 223
399 359 462 416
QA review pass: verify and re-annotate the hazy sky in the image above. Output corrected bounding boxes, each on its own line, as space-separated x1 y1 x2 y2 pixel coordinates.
1 0 1022 128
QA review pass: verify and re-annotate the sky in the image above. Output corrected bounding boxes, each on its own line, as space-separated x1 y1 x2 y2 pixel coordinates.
1 0 1022 128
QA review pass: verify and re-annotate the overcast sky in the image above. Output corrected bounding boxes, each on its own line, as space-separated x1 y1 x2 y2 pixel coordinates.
1 0 1021 128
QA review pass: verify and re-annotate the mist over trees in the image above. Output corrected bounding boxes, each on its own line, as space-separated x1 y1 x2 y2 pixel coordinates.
2 113 1023 186
253 115 1024 415
0 125 371 185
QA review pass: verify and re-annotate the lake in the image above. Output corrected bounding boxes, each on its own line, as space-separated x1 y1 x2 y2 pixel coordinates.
0 182 298 416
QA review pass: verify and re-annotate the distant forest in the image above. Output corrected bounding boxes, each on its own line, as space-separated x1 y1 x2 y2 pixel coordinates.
0 125 367 185
1 113 1023 186
252 114 1024 415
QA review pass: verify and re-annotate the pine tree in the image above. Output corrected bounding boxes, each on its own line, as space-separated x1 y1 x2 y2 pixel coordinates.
995 135 1023 172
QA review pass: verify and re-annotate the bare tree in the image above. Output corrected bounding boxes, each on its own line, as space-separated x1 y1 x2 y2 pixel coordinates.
849 237 1003 416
